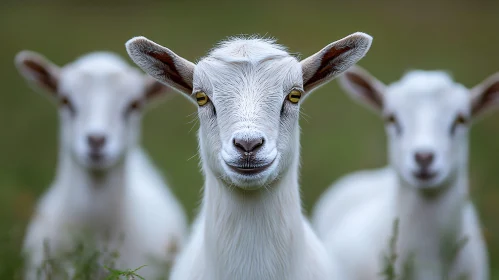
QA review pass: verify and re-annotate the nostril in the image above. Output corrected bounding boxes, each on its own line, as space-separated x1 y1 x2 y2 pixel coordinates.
414 152 434 167
251 138 264 152
257 138 264 148
233 137 265 153
87 135 106 150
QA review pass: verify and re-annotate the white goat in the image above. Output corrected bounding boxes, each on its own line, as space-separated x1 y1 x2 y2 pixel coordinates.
126 33 372 280
15 51 187 279
312 66 499 280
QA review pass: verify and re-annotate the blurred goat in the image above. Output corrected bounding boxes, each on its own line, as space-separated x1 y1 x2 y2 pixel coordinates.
312 66 499 280
15 51 187 279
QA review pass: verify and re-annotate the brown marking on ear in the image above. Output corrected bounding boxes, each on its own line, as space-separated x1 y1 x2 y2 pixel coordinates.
146 51 193 93
24 60 58 93
472 81 499 116
345 71 383 109
304 45 354 91
145 80 168 100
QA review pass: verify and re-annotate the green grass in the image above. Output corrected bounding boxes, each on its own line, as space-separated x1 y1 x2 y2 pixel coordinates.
380 219 471 280
380 219 400 280
1 0 499 278
105 266 146 280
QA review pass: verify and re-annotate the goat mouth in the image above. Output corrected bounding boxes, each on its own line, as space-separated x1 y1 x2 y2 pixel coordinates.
88 152 105 162
226 159 275 176
413 170 437 181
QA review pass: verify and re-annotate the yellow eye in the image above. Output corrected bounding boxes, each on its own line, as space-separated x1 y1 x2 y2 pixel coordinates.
196 91 209 106
287 89 302 104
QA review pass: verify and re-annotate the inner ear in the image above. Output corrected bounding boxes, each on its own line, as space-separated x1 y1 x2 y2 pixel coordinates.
304 44 356 89
338 66 385 113
344 72 382 107
146 51 193 93
15 51 60 95
300 32 373 93
144 77 172 102
126 37 195 99
23 60 58 92
471 73 499 117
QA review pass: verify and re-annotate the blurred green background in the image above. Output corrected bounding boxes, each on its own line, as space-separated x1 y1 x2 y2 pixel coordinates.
1 0 499 278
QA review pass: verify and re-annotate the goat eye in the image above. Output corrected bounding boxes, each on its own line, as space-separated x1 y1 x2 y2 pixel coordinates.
129 100 142 111
450 114 468 134
124 100 142 117
385 114 397 124
60 96 70 106
287 89 302 104
384 114 402 135
60 96 75 114
196 91 209 106
454 114 468 125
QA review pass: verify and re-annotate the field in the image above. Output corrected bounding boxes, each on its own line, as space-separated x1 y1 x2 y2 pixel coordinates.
1 0 499 278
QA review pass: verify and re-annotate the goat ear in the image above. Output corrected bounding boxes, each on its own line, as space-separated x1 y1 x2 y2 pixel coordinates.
471 73 499 118
301 32 372 94
143 75 175 103
339 66 386 113
15 50 60 96
126 36 195 103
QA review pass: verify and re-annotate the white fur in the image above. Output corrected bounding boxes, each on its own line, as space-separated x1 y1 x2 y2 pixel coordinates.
126 33 372 280
15 51 187 279
312 68 498 280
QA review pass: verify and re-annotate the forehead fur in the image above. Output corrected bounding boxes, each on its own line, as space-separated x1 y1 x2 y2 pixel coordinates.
385 70 470 113
195 37 300 94
388 70 460 97
205 37 291 63
64 52 137 76
59 52 143 97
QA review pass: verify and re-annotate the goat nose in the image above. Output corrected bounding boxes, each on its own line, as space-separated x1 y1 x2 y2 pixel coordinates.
87 134 106 150
233 137 264 153
414 151 434 168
